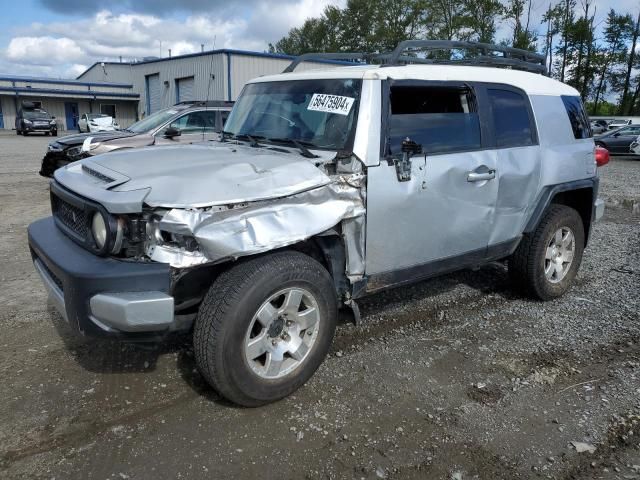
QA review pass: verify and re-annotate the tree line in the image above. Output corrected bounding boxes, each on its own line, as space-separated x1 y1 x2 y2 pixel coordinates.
269 0 640 116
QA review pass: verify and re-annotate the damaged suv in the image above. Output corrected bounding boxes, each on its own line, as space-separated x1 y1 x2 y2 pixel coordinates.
28 41 604 406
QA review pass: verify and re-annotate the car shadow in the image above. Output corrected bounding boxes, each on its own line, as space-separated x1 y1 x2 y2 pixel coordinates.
46 261 525 407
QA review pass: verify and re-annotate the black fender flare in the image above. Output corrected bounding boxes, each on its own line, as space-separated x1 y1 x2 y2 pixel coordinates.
523 177 599 244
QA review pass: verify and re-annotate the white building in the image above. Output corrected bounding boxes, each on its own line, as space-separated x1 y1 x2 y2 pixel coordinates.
0 76 139 132
77 49 345 118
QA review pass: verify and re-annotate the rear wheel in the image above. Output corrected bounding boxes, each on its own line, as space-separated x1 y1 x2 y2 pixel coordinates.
194 251 338 406
508 205 585 300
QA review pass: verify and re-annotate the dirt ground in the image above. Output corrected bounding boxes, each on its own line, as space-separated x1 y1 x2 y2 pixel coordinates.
0 132 639 480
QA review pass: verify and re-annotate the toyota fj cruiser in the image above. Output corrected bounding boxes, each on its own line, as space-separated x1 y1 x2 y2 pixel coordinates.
28 41 605 406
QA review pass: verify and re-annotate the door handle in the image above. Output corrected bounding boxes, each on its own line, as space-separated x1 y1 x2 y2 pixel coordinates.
467 169 496 182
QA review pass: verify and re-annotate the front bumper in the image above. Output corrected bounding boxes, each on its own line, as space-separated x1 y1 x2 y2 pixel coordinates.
28 217 176 339
39 150 88 177
24 124 56 133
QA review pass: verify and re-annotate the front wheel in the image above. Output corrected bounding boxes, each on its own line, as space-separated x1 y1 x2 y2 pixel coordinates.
509 205 585 300
194 251 338 406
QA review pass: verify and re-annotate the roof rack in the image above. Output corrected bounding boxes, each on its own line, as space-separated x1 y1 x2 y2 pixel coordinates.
283 40 547 75
282 52 385 73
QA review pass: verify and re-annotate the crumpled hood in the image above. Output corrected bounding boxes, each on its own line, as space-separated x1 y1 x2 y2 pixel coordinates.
57 143 332 210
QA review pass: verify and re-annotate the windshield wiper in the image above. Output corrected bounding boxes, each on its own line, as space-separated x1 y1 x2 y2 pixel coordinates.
267 138 320 159
223 132 265 147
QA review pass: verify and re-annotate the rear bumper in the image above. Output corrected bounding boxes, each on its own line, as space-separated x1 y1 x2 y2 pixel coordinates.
28 217 177 339
594 198 605 222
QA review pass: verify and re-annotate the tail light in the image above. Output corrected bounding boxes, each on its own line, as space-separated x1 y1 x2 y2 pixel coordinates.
595 146 610 167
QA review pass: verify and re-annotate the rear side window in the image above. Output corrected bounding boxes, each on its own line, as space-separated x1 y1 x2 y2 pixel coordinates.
561 96 592 139
488 89 535 148
388 85 481 155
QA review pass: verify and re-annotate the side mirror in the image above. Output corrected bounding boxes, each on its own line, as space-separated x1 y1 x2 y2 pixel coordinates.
164 126 181 138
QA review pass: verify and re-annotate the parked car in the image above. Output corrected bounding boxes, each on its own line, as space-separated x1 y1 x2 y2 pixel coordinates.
28 41 605 407
39 100 233 177
15 105 57 136
78 113 119 133
594 124 640 153
607 118 632 130
590 119 608 134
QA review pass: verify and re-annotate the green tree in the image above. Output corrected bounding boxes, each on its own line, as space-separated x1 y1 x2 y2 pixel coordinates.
619 11 640 114
591 10 633 114
463 0 503 43
503 0 537 50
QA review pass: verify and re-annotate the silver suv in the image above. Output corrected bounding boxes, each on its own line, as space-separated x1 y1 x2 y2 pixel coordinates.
28 41 604 406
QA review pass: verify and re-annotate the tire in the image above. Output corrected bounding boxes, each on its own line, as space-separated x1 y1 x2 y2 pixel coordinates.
194 251 338 407
16 129 20 135
52 131 57 137
45 132 50 136
509 205 585 300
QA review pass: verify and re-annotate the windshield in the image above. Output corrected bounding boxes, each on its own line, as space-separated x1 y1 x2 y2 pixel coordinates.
224 79 362 150
126 107 186 133
24 110 50 120
88 114 109 119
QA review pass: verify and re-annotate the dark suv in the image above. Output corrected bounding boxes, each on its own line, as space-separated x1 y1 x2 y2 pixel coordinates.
16 105 57 136
39 100 233 177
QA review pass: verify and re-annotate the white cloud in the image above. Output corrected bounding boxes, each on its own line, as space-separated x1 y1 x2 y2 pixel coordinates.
6 36 86 66
2 0 633 79
1 5 326 77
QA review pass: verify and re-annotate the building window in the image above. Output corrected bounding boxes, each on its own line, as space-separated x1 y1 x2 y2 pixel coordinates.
101 104 116 118
388 85 481 155
488 89 535 148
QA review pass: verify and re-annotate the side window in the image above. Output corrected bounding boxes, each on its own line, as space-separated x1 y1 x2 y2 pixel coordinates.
561 96 592 139
618 125 640 136
170 111 217 134
388 85 481 155
488 89 535 148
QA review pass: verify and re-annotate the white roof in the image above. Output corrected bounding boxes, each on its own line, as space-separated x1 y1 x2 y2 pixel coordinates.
249 64 578 97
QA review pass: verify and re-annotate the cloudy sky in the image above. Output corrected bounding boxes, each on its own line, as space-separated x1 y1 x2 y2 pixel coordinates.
0 0 637 80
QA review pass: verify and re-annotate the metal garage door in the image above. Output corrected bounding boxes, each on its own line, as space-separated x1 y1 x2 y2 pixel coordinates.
146 74 161 114
177 77 195 103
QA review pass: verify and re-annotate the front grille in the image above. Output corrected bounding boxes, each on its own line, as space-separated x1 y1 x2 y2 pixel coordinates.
51 194 89 239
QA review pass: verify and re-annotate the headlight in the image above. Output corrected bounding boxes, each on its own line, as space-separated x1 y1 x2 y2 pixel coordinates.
50 120 56 125
24 119 32 124
92 212 107 249
66 146 84 159
91 211 124 254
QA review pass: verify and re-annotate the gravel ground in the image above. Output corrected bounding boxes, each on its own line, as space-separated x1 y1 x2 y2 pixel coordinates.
599 155 640 210
0 132 638 480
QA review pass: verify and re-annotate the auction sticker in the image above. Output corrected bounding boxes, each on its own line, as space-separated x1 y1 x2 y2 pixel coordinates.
307 94 355 116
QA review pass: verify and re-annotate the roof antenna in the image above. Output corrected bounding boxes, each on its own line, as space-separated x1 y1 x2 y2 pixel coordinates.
203 36 217 142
